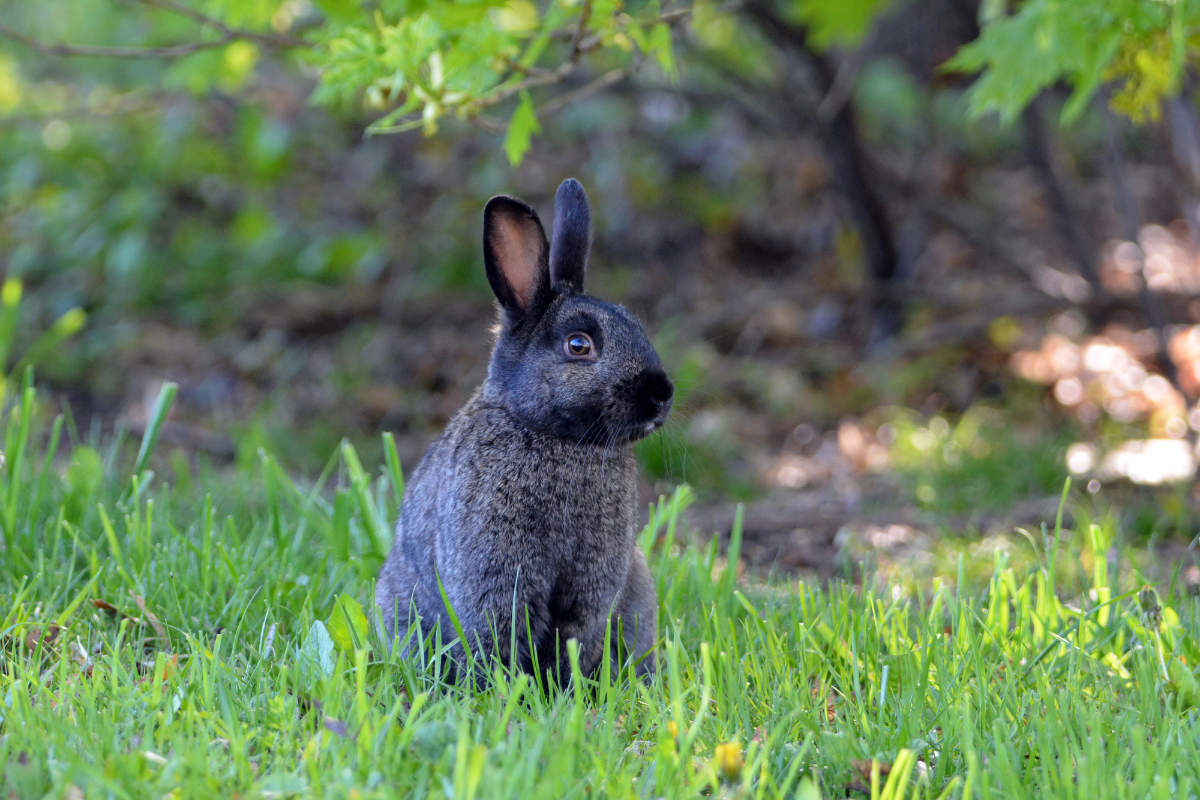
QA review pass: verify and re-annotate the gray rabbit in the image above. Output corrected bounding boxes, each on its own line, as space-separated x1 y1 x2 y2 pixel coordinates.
376 178 673 685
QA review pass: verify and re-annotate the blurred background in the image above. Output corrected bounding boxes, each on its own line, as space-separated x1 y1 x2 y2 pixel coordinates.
2 0 1199 583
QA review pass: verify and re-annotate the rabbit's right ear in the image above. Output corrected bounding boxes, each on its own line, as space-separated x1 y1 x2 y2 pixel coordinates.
483 195 550 321
549 177 590 295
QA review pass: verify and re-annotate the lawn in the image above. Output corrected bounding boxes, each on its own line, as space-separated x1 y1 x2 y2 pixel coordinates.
2 376 1199 799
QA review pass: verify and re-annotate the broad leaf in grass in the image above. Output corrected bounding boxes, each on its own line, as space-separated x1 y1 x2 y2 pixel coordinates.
328 594 369 653
299 620 336 680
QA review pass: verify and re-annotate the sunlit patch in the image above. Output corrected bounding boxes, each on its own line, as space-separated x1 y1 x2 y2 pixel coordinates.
1009 223 1200 464
1101 224 1200 293
864 523 918 549
835 420 889 472
768 454 812 488
1096 439 1196 485
1012 329 1187 429
762 438 840 489
1065 442 1097 475
1053 376 1083 405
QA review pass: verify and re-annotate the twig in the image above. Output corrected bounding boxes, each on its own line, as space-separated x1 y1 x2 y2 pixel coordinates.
0 92 168 125
569 0 594 58
474 4 690 113
559 5 693 48
861 295 1067 363
0 23 234 58
0 0 307 60
499 56 556 79
868 150 1094 298
467 114 507 134
539 66 632 115
465 66 632 132
374 1 708 133
137 0 306 48
684 40 809 131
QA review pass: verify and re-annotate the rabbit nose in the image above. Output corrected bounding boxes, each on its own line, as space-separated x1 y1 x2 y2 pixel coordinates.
629 368 674 428
637 368 673 414
645 370 674 407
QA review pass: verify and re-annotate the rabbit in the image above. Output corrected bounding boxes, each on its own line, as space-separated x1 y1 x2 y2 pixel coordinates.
376 177 672 686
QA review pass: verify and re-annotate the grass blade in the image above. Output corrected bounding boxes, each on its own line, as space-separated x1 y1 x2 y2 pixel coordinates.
132 382 178 478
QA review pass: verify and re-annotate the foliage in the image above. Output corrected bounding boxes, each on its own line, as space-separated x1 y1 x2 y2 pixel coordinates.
0 0 908 167
309 0 680 162
6 0 1196 159
2 390 1200 797
948 0 1200 124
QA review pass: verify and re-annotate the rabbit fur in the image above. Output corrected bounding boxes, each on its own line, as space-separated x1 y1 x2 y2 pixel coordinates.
376 178 673 685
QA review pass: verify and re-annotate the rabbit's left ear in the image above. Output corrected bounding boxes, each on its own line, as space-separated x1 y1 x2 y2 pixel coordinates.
484 195 551 319
549 178 591 295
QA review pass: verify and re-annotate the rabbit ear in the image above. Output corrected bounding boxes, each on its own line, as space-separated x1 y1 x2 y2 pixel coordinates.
483 195 551 318
549 178 591 295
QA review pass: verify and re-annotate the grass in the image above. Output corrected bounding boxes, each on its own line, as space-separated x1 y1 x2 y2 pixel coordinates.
886 405 1075 515
3 377 1200 799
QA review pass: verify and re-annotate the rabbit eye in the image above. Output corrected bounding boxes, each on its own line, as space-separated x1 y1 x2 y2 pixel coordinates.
564 332 594 358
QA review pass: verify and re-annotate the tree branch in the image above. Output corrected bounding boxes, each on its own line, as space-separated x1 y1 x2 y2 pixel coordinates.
0 0 307 60
469 64 633 132
137 0 307 48
539 66 632 116
471 2 692 113
0 91 170 124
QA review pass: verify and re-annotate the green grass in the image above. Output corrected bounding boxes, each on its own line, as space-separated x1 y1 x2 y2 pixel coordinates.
887 405 1075 515
3 381 1200 799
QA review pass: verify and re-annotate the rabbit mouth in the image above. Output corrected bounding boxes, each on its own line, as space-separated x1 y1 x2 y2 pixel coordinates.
619 415 669 443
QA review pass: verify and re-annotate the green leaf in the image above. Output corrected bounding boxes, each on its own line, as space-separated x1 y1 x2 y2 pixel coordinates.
327 594 369 653
946 0 1191 126
1060 30 1122 123
1169 657 1200 708
791 0 892 49
313 0 360 23
299 620 336 680
650 22 677 80
795 777 822 800
503 90 540 165
493 0 538 32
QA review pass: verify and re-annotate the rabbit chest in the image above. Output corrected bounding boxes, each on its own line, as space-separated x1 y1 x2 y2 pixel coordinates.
431 402 641 638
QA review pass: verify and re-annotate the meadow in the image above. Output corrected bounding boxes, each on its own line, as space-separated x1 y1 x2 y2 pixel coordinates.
6 1 1200 797
2 374 1198 799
